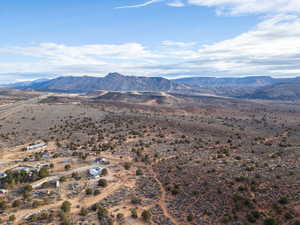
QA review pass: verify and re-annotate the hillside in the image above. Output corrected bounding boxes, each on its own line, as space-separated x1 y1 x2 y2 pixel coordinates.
8 74 300 101
18 73 187 93
8 74 260 97
174 76 300 87
6 78 49 88
242 82 300 101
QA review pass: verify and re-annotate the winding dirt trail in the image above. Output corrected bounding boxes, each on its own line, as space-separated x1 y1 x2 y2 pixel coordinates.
152 171 180 225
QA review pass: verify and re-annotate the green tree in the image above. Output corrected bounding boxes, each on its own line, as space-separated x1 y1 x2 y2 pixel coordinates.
93 189 100 196
264 217 279 225
187 214 194 222
85 188 93 195
12 200 21 208
61 201 71 213
136 169 143 176
97 205 109 219
141 210 151 222
60 176 67 182
98 179 108 187
131 196 141 205
101 168 108 176
0 199 8 211
79 207 88 216
123 162 132 170
64 164 71 171
117 213 125 224
130 208 138 219
278 196 288 205
38 167 49 178
8 215 15 222
23 184 33 193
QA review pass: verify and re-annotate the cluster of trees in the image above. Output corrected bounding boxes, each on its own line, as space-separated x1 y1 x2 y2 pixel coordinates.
130 208 151 222
0 166 49 189
59 201 72 225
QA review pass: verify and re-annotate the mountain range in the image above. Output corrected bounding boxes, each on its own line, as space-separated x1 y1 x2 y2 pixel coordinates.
5 73 300 101
240 82 300 101
174 76 300 87
10 73 190 93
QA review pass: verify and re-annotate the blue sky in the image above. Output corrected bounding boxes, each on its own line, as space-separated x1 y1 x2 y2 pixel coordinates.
0 1 257 45
1 0 300 83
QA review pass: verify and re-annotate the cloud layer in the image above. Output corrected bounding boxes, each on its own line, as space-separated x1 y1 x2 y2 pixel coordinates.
1 13 300 81
1 1 300 82
115 0 163 9
188 0 300 15
116 0 300 15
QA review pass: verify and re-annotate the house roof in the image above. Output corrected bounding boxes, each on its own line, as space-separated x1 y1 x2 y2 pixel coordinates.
89 167 103 176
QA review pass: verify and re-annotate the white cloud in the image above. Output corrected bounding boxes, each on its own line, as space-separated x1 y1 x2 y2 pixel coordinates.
200 14 300 60
116 0 300 15
184 14 300 76
5 42 160 64
115 0 162 9
116 0 185 9
187 0 300 15
167 0 185 7
162 40 196 47
1 14 300 80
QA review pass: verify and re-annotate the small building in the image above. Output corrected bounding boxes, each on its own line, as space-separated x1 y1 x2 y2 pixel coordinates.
88 167 103 178
35 178 59 189
56 180 60 188
14 166 36 173
26 143 47 151
42 152 51 159
68 183 78 190
0 189 8 194
0 172 7 179
95 157 109 165
36 163 51 170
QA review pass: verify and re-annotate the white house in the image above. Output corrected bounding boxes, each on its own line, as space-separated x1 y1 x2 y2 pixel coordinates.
42 152 51 159
95 157 109 165
36 163 51 170
88 167 103 178
56 180 60 188
15 166 36 173
0 189 7 194
26 143 47 151
0 172 7 179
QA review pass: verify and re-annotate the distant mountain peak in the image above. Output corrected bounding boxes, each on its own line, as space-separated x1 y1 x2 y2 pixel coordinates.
8 74 300 101
11 73 186 93
106 72 124 79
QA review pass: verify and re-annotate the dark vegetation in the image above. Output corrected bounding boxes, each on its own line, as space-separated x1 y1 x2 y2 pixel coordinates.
0 90 299 225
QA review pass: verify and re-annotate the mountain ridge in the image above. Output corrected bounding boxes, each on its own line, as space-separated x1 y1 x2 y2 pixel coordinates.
240 82 300 101
13 73 187 93
6 73 300 101
174 76 300 87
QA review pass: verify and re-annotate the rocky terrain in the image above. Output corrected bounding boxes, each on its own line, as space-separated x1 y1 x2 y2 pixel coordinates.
0 90 299 225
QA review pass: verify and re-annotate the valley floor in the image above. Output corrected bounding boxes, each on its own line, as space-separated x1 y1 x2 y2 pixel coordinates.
0 92 299 225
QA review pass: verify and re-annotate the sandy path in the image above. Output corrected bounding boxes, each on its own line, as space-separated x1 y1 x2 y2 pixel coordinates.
147 162 180 225
153 174 180 225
